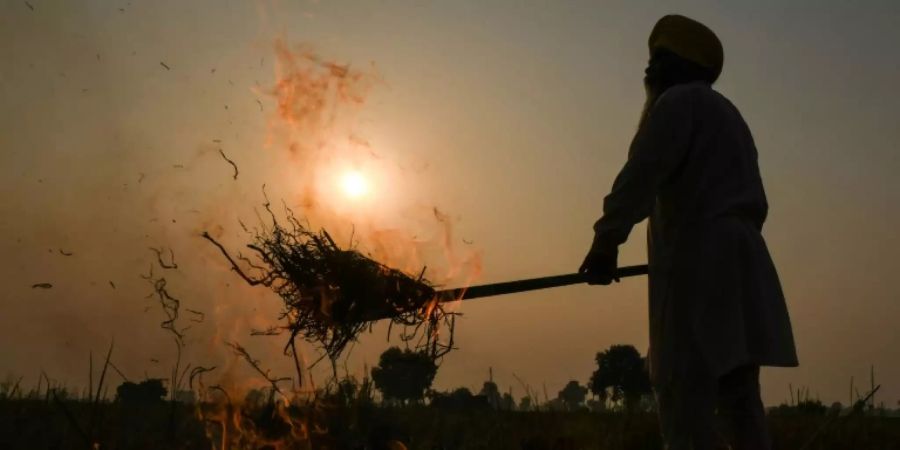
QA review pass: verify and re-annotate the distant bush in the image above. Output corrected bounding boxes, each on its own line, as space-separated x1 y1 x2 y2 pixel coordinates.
116 379 166 406
429 388 490 411
371 347 437 405
558 380 589 411
769 399 829 416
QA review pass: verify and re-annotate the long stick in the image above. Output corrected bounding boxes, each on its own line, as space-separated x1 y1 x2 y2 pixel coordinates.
436 264 648 301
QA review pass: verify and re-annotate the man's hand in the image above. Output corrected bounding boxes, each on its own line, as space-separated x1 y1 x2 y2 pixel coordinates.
579 238 619 285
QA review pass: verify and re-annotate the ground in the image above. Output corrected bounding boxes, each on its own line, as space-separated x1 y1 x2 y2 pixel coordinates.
2 398 900 450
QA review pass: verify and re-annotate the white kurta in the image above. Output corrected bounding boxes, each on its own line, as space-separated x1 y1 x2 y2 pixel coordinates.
594 82 798 385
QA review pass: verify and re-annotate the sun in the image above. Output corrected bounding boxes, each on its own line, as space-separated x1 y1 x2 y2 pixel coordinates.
340 170 369 199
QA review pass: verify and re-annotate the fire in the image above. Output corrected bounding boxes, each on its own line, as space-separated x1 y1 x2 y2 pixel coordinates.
185 38 487 448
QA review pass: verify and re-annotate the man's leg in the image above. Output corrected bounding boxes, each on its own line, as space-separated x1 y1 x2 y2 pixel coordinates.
655 364 718 450
716 365 771 450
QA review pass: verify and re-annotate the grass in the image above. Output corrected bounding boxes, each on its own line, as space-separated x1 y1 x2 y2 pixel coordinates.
2 394 899 450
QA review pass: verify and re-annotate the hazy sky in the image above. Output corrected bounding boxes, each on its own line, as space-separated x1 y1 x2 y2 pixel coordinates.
2 0 899 407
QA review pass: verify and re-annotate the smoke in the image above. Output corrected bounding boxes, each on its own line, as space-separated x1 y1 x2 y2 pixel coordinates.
0 2 479 392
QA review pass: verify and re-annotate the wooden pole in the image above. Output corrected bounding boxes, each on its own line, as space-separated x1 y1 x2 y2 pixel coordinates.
436 265 649 301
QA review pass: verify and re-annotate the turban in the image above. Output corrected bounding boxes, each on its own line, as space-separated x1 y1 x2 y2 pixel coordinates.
649 15 724 82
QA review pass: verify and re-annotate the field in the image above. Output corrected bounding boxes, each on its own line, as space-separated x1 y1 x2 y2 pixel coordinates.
2 395 899 450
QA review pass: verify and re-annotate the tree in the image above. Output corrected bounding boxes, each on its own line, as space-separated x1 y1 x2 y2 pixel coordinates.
557 380 588 411
371 347 437 405
116 379 167 406
589 344 651 410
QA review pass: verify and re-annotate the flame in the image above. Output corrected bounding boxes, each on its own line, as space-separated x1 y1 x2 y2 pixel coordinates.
196 388 312 450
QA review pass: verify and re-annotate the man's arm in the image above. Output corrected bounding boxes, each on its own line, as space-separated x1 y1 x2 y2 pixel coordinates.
582 86 697 281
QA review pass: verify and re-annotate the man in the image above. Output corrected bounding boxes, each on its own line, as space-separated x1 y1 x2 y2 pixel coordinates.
579 15 798 450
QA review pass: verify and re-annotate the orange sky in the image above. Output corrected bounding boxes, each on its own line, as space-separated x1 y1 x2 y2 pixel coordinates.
2 0 899 407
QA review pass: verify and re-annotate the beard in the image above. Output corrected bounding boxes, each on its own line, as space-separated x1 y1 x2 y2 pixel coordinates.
637 60 712 134
636 77 664 139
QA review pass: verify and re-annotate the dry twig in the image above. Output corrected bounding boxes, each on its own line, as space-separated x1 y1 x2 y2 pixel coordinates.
149 247 178 269
226 341 291 396
250 326 282 336
186 308 205 323
202 198 456 365
108 360 129 382
218 149 239 180
188 366 216 390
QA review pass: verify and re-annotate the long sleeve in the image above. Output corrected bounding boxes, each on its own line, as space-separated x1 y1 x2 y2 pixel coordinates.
593 85 696 250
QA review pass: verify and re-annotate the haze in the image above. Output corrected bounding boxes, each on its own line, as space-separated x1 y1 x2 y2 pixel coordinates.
2 0 899 407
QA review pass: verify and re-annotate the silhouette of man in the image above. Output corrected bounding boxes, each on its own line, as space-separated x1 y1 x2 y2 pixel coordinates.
580 14 798 450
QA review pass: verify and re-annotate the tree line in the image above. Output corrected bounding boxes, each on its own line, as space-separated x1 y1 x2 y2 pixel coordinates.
368 344 652 412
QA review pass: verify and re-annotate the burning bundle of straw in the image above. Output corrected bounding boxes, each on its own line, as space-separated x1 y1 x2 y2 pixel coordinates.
203 202 456 364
